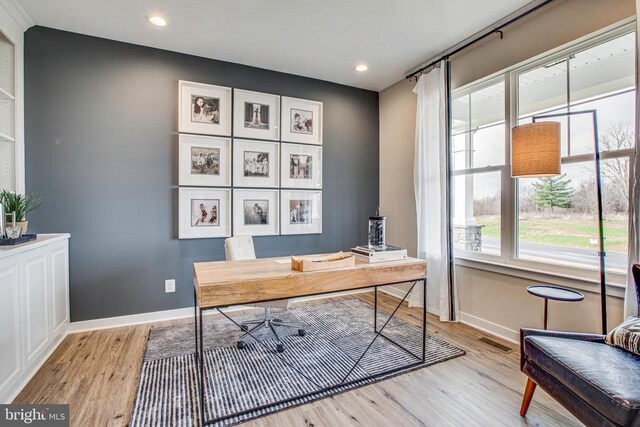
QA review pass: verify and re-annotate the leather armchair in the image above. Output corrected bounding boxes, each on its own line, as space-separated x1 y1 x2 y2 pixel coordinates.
520 265 640 426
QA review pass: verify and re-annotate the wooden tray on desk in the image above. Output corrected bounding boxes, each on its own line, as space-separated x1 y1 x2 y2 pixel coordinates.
291 252 355 272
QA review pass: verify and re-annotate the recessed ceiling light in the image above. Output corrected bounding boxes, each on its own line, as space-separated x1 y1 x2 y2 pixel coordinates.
147 15 167 27
354 64 369 72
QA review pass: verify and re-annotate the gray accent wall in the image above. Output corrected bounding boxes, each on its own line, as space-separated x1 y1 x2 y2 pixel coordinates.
24 26 379 322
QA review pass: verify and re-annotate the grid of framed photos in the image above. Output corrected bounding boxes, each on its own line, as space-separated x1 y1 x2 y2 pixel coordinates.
178 80 323 239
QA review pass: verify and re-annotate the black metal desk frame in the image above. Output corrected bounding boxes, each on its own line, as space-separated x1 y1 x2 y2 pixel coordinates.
193 277 427 426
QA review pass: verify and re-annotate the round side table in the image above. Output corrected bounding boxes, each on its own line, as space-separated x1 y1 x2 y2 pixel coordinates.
527 285 584 330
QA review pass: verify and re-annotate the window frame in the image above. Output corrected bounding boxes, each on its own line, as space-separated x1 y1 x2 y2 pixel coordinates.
452 76 507 260
451 20 636 290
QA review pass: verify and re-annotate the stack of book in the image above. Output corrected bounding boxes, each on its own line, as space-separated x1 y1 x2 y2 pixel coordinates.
350 245 407 263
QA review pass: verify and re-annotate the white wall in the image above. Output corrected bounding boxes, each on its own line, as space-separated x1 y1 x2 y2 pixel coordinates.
379 78 418 259
379 0 635 339
456 267 625 342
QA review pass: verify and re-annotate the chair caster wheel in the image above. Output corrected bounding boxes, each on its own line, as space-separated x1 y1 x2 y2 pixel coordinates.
273 318 283 323
240 325 248 332
237 340 247 350
298 329 306 337
276 344 285 353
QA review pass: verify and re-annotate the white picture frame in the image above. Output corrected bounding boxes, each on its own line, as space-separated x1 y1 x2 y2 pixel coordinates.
280 143 322 189
233 189 279 236
179 187 231 239
233 139 280 188
281 96 323 145
280 190 322 235
179 134 231 187
179 80 232 136
233 89 280 141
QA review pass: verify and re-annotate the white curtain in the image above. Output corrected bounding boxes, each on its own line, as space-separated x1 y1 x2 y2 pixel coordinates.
412 62 458 322
624 9 640 319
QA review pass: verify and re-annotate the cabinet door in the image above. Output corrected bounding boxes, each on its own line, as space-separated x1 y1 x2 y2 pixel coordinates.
0 258 20 399
23 248 49 365
50 242 69 337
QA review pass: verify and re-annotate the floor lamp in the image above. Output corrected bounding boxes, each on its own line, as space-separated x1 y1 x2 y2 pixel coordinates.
512 109 607 334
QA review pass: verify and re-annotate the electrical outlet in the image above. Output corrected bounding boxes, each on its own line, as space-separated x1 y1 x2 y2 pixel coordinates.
165 279 176 293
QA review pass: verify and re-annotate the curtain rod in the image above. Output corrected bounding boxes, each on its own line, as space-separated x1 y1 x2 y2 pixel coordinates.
405 0 556 80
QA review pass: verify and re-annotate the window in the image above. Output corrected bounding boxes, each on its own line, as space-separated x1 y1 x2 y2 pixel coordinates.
451 80 505 255
452 23 635 285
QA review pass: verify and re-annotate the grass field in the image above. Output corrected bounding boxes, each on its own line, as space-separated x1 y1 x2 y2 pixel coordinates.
478 215 628 253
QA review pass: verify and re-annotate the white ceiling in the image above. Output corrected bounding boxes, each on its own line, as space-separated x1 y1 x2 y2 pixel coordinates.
17 0 535 91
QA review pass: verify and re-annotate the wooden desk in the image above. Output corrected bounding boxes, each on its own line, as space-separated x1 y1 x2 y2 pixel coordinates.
192 255 427 426
193 256 426 308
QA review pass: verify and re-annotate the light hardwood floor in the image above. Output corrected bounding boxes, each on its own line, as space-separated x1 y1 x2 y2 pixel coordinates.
14 292 582 426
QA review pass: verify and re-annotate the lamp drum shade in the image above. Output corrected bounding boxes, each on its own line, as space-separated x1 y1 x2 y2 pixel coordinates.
511 122 561 178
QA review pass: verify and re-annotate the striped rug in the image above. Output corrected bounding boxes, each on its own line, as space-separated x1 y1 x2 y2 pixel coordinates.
130 298 464 426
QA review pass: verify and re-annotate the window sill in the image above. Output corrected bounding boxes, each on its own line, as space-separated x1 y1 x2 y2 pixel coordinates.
454 255 626 299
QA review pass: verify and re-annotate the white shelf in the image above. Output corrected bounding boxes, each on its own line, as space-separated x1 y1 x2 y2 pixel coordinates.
0 87 14 100
0 12 22 193
0 132 15 142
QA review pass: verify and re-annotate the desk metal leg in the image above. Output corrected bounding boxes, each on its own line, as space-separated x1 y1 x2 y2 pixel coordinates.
422 278 427 362
543 298 548 330
373 279 428 364
193 291 199 425
341 280 420 383
199 308 205 425
194 296 205 426
194 290 199 365
374 286 378 333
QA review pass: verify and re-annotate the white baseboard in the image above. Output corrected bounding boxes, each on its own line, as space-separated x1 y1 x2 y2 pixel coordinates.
459 311 519 344
67 289 371 334
379 286 440 316
379 285 407 301
68 307 201 333
380 292 516 344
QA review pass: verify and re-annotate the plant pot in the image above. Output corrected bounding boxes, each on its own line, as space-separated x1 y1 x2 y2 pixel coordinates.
17 221 28 235
8 220 28 235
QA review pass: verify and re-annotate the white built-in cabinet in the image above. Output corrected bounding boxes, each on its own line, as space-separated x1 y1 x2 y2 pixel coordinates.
0 234 70 403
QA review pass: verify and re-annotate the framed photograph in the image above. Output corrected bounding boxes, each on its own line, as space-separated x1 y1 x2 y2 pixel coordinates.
179 134 231 186
179 80 232 136
179 187 231 239
233 139 280 188
233 89 280 141
281 96 323 145
280 190 322 235
233 189 279 236
280 143 322 189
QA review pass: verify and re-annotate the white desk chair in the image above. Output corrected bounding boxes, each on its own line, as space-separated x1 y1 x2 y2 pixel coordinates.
224 235 306 353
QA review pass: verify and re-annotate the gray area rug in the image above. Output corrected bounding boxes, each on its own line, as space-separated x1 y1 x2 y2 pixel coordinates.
130 298 465 427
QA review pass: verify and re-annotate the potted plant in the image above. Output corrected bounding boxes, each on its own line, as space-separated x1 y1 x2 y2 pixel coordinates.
0 190 44 235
